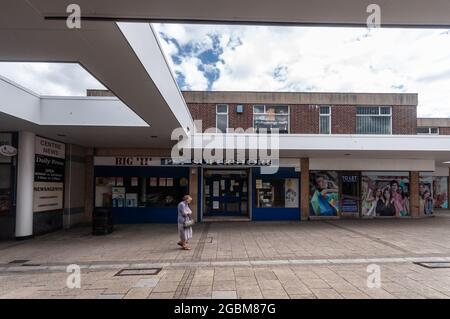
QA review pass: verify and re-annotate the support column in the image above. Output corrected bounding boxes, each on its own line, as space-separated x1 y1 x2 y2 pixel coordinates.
300 158 310 221
448 168 450 210
15 131 35 239
189 167 199 221
409 171 420 217
84 149 94 223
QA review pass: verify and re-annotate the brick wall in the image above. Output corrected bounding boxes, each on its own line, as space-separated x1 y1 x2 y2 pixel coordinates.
392 105 417 135
291 105 320 134
440 127 450 135
331 106 357 134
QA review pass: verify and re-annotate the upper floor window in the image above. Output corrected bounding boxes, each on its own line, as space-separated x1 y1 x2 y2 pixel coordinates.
356 106 392 135
216 104 228 133
417 127 439 135
319 106 331 134
253 105 289 133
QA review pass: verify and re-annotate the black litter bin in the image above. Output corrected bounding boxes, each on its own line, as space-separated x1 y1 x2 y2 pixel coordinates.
92 208 114 235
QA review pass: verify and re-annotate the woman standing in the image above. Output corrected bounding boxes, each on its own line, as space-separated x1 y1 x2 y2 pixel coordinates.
177 195 193 250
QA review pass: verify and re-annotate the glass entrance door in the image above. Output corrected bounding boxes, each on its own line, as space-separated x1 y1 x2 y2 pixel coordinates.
341 173 360 216
204 169 249 217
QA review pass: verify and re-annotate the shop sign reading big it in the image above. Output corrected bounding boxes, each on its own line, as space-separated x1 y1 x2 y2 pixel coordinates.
33 136 65 213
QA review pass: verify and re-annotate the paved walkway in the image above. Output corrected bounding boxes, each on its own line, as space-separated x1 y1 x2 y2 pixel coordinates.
1 211 450 299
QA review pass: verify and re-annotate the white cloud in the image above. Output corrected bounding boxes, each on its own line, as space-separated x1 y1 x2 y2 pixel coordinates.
155 24 450 117
0 62 105 95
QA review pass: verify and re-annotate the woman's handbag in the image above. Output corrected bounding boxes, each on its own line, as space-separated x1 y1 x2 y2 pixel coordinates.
183 219 195 228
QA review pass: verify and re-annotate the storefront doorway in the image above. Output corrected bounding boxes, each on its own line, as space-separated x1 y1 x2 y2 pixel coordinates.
203 169 249 218
340 173 361 217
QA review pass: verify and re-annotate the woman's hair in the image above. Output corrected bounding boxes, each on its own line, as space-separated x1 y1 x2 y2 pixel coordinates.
183 195 192 201
382 188 392 202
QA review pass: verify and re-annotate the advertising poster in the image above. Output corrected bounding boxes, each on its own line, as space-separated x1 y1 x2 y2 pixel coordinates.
33 136 65 213
433 176 448 209
112 187 125 208
420 175 434 215
309 171 340 216
361 172 410 217
284 178 299 208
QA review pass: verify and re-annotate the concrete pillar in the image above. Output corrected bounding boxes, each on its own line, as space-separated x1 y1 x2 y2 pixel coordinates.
410 171 420 217
448 168 450 210
300 158 310 221
189 167 199 221
15 131 35 238
84 150 94 223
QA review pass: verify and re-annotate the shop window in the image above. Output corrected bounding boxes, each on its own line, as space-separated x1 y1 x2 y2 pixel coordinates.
319 106 331 134
361 172 410 217
356 106 392 135
95 176 189 208
309 171 340 216
433 176 448 209
253 105 289 134
216 104 228 133
255 178 298 208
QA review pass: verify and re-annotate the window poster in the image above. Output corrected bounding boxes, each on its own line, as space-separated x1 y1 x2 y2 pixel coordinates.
213 201 219 209
159 177 167 187
255 179 263 189
149 177 157 187
116 177 124 186
126 193 138 207
284 178 299 208
112 187 125 207
166 178 174 187
309 171 339 216
220 179 225 190
213 181 220 196
131 177 138 187
33 136 65 213
433 176 448 209
361 172 410 217
420 175 433 215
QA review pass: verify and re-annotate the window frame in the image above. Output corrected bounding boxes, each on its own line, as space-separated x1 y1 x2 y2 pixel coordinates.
252 105 290 134
417 127 440 135
216 104 229 133
319 106 332 135
356 106 393 135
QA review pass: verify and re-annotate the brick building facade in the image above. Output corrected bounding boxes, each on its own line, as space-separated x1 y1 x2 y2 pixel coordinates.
183 91 418 135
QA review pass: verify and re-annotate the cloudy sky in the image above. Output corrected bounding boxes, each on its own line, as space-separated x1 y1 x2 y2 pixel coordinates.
1 24 450 117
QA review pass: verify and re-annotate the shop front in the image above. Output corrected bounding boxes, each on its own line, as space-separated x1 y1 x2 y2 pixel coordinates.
93 155 447 224
94 157 191 223
0 132 17 239
203 169 249 218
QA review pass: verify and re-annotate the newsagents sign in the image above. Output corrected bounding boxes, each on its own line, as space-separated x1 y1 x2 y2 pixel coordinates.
33 136 65 213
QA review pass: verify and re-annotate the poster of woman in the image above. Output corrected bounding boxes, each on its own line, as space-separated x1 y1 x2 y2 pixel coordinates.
309 171 340 216
433 176 448 209
419 176 434 215
361 173 410 217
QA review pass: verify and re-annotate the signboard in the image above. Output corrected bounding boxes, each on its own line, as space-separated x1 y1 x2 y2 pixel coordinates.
284 178 299 208
33 137 65 213
94 156 272 167
0 133 13 163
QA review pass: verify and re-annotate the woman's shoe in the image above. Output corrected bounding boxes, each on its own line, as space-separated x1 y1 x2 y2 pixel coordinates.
182 245 192 250
177 241 183 247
